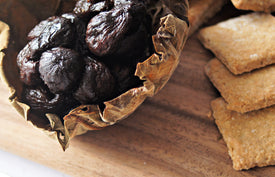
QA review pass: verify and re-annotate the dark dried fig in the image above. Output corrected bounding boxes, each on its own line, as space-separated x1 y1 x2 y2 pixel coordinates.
61 13 78 23
74 57 115 104
17 39 45 85
62 13 91 56
17 58 40 86
17 16 76 86
73 0 113 17
113 0 148 7
113 0 132 6
85 1 146 57
39 47 84 94
27 16 53 40
27 16 75 46
23 85 79 115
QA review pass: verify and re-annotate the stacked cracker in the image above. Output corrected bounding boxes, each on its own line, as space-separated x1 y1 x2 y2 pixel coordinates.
231 0 275 13
188 0 228 35
198 1 275 171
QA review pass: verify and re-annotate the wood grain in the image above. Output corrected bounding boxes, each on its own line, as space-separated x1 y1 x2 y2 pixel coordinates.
0 1 274 177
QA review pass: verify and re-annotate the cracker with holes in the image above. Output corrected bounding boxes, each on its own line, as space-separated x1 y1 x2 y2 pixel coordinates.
211 97 275 170
199 13 275 75
231 0 275 13
205 58 275 113
188 0 227 35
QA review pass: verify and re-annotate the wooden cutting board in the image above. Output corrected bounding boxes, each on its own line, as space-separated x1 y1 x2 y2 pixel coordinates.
0 1 274 177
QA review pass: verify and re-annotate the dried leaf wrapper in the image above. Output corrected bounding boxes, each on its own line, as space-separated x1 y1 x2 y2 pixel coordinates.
0 1 189 150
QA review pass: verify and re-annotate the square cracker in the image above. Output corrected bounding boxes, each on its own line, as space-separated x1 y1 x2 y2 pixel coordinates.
231 0 275 13
188 0 227 36
211 97 275 170
205 58 275 113
199 13 275 75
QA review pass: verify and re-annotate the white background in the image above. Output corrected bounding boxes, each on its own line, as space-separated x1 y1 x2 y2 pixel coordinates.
0 149 70 177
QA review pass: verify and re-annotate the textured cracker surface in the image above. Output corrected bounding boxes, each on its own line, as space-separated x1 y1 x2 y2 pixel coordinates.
188 0 227 35
211 98 275 170
205 58 275 113
231 0 275 12
199 13 275 75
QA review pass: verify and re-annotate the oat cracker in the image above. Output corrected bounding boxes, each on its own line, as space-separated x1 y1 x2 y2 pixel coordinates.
205 58 275 113
231 0 275 13
211 98 275 170
199 13 275 75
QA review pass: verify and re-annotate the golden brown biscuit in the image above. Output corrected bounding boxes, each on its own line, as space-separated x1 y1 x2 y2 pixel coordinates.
188 0 227 35
199 13 275 75
211 97 275 170
231 0 275 13
205 58 275 113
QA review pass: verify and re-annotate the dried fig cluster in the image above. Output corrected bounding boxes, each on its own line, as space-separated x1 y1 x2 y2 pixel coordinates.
17 0 153 117
8 0 189 149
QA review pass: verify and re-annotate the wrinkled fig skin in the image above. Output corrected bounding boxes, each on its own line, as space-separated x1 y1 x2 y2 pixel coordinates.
17 39 45 85
23 86 80 115
39 47 84 94
61 13 78 23
114 0 152 7
86 1 146 57
27 16 75 47
17 59 41 86
113 0 132 6
73 0 113 17
74 57 115 104
17 16 76 85
62 13 91 56
17 58 41 86
85 6 130 56
27 17 53 40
